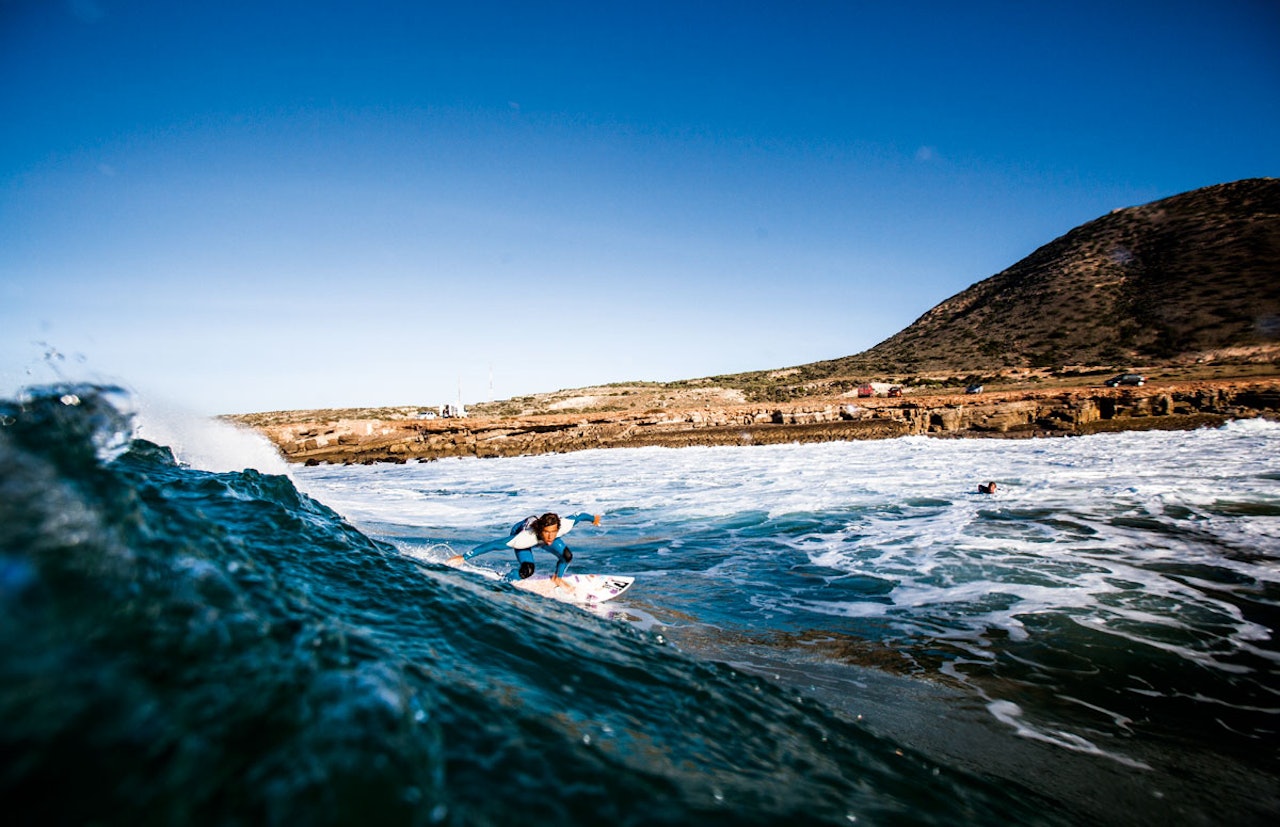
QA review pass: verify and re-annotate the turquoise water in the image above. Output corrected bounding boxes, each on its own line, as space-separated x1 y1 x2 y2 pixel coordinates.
4 386 1278 824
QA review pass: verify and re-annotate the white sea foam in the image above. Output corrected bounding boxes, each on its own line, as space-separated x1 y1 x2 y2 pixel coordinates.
298 421 1280 677
294 422 1280 762
133 397 291 476
987 700 1152 769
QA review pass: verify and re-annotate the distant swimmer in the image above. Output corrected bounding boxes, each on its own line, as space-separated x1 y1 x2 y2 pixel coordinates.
448 512 602 587
978 481 998 494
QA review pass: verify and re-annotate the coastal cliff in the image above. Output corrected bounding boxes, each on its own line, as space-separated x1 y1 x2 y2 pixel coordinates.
236 379 1280 465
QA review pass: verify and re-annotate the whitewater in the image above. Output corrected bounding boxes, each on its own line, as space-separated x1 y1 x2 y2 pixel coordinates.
3 386 1277 825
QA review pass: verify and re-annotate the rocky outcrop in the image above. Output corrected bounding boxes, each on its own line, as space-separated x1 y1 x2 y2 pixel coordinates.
246 381 1280 465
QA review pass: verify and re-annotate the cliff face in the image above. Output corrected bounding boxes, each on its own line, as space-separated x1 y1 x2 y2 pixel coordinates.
249 380 1280 465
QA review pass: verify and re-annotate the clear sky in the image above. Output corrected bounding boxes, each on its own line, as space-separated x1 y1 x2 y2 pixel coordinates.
2 0 1277 415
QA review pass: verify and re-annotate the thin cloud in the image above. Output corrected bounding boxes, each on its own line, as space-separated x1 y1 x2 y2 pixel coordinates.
915 145 940 163
68 0 106 24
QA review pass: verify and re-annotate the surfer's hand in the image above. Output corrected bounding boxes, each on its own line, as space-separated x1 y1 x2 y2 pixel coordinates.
592 514 601 526
447 554 463 565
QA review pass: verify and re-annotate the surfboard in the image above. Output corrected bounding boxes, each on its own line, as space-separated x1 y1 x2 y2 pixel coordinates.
444 557 634 605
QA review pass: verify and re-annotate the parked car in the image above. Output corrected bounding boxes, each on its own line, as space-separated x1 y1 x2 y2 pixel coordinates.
965 384 984 394
887 386 903 398
1104 373 1146 387
856 384 875 398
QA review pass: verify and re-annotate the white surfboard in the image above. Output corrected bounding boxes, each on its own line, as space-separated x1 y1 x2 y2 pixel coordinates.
444 557 634 605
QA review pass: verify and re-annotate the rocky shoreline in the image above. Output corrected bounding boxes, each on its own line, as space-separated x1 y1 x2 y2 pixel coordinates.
237 379 1280 465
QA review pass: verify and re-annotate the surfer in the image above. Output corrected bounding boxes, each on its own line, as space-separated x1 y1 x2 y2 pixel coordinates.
448 512 602 587
978 481 998 494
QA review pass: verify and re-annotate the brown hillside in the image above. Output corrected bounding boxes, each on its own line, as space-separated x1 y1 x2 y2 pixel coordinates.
801 178 1280 377
230 179 1280 423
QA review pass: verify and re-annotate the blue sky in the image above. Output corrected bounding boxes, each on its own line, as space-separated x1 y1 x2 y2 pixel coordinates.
2 0 1277 415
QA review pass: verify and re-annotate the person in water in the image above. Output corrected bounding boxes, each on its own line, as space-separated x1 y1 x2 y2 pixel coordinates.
448 512 602 586
978 481 998 494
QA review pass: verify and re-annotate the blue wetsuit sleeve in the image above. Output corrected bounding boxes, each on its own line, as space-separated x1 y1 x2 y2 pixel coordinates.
557 514 597 537
464 536 513 560
550 537 572 578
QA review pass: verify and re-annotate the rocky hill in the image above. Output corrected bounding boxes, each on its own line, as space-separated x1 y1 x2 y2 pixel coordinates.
229 179 1280 453
744 178 1279 389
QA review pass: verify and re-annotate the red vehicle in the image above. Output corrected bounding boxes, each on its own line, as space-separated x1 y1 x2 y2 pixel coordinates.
887 386 903 398
856 384 875 398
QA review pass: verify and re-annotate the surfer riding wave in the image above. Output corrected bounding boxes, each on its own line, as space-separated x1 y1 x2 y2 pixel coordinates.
449 512 601 587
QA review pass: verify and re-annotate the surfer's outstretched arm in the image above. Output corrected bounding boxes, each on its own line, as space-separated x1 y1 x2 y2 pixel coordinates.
559 513 601 534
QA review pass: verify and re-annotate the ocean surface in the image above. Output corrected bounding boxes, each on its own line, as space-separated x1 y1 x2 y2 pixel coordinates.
3 385 1278 825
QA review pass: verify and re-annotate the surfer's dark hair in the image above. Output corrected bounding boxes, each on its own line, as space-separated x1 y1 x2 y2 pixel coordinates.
532 513 560 533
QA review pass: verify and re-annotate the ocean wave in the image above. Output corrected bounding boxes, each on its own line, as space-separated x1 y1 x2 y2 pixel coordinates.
1 386 1058 825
